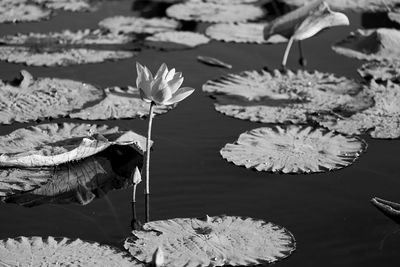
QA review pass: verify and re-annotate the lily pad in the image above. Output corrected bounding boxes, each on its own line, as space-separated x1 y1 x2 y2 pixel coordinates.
145 31 210 50
0 1 51 23
0 236 142 266
278 0 400 12
166 2 266 23
358 60 400 82
0 70 102 124
125 215 295 266
332 28 400 61
99 16 180 34
0 122 148 167
205 23 288 44
388 10 400 25
32 0 93 11
70 86 174 120
203 69 370 123
317 81 400 139
221 125 366 173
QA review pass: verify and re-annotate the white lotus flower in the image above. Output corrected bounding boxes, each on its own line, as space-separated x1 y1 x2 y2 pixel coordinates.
136 62 195 105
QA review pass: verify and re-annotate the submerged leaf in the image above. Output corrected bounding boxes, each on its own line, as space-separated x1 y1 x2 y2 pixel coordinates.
0 123 148 167
0 1 51 23
197 55 232 69
166 2 265 23
279 0 400 12
145 31 210 50
0 70 102 124
203 69 370 123
332 28 400 61
0 236 142 266
99 16 180 34
358 60 400 82
125 215 295 266
371 197 400 224
221 125 366 173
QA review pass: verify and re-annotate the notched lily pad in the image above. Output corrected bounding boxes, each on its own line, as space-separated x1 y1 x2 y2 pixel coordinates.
0 70 102 124
0 1 51 23
358 60 400 82
279 0 400 12
203 69 369 123
70 86 174 120
221 125 366 173
332 28 400 61
99 16 180 34
205 23 287 44
166 2 266 23
0 122 148 167
145 31 210 50
125 215 295 266
0 236 142 266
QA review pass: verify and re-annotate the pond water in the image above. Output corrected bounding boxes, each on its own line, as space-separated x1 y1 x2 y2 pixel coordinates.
0 1 399 266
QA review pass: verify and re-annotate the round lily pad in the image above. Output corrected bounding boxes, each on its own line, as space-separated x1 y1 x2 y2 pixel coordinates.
221 125 366 173
0 70 102 124
0 123 148 167
278 0 400 12
166 2 266 23
358 60 400 82
70 86 175 120
332 28 400 61
0 236 142 266
0 1 51 23
205 23 287 44
32 0 93 11
145 31 210 50
125 215 295 266
99 16 180 34
203 69 370 123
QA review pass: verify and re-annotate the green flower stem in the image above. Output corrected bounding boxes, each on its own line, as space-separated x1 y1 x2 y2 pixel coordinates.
282 36 294 70
144 102 154 195
132 184 138 203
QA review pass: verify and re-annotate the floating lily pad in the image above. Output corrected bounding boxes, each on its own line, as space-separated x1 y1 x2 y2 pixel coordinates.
70 86 174 120
0 123 148 167
388 10 400 25
0 70 102 124
332 28 400 61
0 1 51 23
205 23 287 44
318 81 400 139
145 31 210 50
166 2 265 23
32 0 93 11
279 0 400 12
125 215 295 266
358 60 400 82
99 16 180 34
221 125 366 173
0 236 142 266
203 69 370 123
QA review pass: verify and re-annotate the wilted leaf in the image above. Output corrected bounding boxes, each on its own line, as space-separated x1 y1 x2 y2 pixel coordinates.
0 1 51 23
166 2 266 23
0 70 102 124
221 125 366 173
99 16 180 34
0 236 142 266
70 86 175 120
332 28 400 61
197 55 232 69
32 0 94 11
125 215 295 266
371 197 400 224
0 123 148 167
203 69 370 123
358 60 400 82
205 23 288 44
279 0 400 12
145 31 210 50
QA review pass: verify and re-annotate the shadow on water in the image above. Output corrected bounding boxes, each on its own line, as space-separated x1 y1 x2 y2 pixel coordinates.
361 12 400 29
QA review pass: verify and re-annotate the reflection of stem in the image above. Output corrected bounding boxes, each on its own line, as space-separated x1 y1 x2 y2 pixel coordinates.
281 36 294 71
130 200 141 230
298 41 307 67
144 102 154 195
145 193 150 223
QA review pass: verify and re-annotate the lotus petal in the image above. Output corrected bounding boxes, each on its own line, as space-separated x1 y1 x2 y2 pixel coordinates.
221 125 366 173
279 0 400 12
371 197 400 224
125 215 295 266
0 1 51 23
0 236 142 266
99 16 180 34
145 31 210 50
358 60 400 82
166 2 265 23
0 123 148 167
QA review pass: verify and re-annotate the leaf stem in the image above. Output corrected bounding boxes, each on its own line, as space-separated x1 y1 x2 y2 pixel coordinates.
281 36 294 71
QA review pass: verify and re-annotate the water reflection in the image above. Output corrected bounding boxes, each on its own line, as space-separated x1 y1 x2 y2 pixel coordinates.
361 12 400 29
4 145 142 207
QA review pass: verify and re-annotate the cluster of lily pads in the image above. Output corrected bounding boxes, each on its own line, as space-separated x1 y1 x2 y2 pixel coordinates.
1 0 400 266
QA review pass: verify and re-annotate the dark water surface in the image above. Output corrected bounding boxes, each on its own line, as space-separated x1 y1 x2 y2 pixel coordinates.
0 1 399 266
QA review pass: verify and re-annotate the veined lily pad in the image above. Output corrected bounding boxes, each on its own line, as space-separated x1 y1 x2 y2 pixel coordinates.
166 2 266 23
0 236 142 266
332 28 400 61
99 16 180 34
278 0 400 12
125 215 295 266
0 123 148 167
203 69 370 123
145 31 210 50
358 61 400 82
0 1 51 23
32 0 93 11
318 81 400 139
205 23 288 44
0 70 102 124
70 86 174 120
221 125 366 173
